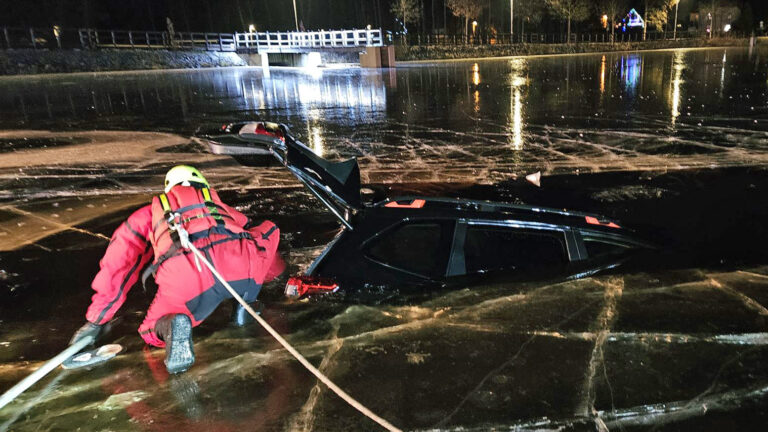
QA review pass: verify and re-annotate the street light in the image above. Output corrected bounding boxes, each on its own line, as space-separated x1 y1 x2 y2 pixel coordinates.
53 25 61 49
472 20 478 36
673 0 681 40
292 0 299 31
510 0 514 38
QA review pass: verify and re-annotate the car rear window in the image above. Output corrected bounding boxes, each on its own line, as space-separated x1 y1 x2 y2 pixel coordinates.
367 223 444 277
464 226 566 274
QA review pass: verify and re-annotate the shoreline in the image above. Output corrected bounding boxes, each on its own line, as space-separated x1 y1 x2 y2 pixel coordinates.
0 38 758 77
395 37 754 62
0 62 365 80
0 49 247 77
397 44 750 65
0 64 256 80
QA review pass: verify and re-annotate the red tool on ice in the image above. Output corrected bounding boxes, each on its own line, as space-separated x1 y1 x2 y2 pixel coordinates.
285 276 339 298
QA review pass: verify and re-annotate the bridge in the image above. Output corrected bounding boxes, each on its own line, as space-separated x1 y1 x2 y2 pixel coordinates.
232 29 391 68
234 29 384 53
77 27 391 67
2 26 392 68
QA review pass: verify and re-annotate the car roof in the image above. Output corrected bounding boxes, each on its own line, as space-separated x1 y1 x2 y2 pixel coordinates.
198 122 638 239
374 196 629 234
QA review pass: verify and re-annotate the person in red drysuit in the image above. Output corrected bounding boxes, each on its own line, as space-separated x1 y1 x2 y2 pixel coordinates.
70 165 285 373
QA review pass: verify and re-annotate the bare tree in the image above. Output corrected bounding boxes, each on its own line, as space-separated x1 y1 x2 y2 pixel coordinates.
641 0 670 40
431 0 436 32
597 0 628 42
390 0 420 33
646 0 681 34
420 0 426 33
545 0 590 43
516 0 545 38
646 7 668 32
447 0 486 40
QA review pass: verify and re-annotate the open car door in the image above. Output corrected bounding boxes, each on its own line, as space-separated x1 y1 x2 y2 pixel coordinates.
199 122 361 229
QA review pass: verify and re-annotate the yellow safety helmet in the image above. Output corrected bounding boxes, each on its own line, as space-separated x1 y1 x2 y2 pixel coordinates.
164 165 209 193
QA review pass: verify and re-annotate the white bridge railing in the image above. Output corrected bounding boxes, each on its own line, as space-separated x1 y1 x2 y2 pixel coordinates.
235 29 383 52
1 27 384 52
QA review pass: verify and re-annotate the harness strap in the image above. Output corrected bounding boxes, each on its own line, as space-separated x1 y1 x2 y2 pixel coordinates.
202 187 225 226
201 188 212 201
159 193 172 213
152 203 205 232
153 212 235 238
141 228 262 291
145 188 254 291
154 189 235 236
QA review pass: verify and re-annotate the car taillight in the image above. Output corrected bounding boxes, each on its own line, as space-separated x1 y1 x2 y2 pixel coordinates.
285 276 339 298
585 216 620 229
384 199 426 209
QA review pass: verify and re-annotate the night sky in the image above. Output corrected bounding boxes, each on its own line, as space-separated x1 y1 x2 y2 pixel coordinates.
0 0 766 34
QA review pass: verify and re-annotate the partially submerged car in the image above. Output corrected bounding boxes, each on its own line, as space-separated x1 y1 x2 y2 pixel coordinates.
201 122 652 300
195 122 285 165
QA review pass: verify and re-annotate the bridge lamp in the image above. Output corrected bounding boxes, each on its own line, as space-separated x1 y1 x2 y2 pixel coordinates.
248 24 256 33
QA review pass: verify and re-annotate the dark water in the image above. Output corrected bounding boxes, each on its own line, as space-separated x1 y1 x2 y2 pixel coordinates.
2 47 768 431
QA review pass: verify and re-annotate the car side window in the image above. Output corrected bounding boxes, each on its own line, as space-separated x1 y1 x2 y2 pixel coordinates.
366 222 445 277
464 226 567 274
583 238 629 258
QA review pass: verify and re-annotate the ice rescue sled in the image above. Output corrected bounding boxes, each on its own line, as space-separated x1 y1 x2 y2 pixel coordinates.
201 122 652 299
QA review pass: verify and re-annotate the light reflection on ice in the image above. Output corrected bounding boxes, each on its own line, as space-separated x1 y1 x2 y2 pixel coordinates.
619 54 642 92
509 58 527 151
670 51 685 124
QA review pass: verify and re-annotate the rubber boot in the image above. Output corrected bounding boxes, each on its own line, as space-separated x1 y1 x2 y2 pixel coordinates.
231 301 262 327
155 314 195 374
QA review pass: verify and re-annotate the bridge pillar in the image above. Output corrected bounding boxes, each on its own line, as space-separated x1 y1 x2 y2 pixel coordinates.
260 53 270 69
359 46 395 68
381 45 395 67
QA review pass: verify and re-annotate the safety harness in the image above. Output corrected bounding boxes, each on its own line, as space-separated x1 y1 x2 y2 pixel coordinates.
141 187 259 290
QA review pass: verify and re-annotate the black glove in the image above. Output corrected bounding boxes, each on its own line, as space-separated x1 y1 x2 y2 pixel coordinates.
70 322 103 346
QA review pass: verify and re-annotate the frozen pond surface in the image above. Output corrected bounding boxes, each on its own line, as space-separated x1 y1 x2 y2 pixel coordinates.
1 47 768 430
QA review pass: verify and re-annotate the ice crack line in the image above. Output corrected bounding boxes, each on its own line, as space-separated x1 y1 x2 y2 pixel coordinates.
1 205 111 242
290 321 344 432
576 277 624 426
707 276 768 317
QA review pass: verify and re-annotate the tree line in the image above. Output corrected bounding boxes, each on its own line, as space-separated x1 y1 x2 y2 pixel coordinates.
392 0 748 39
0 0 758 36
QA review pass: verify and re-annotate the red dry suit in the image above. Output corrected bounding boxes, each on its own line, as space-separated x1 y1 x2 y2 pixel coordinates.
84 185 285 347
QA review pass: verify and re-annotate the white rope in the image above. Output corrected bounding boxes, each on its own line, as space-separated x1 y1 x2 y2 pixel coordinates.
175 224 402 432
0 335 94 411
